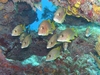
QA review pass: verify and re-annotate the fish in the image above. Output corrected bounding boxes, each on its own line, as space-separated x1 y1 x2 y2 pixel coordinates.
95 42 100 56
38 20 55 36
97 35 100 43
47 34 58 49
46 46 61 61
19 32 28 43
90 52 100 69
57 28 77 42
53 7 66 23
34 2 42 10
21 34 32 49
85 26 91 37
12 24 25 36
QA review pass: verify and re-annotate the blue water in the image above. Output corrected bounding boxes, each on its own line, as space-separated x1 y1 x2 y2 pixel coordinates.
29 0 57 31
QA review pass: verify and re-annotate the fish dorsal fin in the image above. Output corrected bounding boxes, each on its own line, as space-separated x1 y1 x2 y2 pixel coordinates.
47 19 51 23
21 24 26 31
51 21 56 30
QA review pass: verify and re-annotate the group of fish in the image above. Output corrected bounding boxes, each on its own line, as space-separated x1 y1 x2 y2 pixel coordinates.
38 7 79 61
11 7 91 61
11 7 66 48
11 24 32 49
38 19 77 61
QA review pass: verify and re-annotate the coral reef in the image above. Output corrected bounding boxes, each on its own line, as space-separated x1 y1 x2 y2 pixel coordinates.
50 0 100 23
0 0 38 60
0 0 100 75
12 0 42 11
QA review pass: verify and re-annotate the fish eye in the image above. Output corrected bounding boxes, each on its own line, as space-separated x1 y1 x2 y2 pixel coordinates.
61 34 64 37
50 42 53 44
41 26 44 29
58 13 60 16
24 42 26 44
57 12 61 16
14 30 17 32
57 13 60 16
48 54 51 57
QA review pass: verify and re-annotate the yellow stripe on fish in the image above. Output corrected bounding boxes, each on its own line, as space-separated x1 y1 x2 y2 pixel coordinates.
57 28 77 42
21 34 32 49
46 46 61 61
12 24 26 36
47 34 58 49
19 32 28 43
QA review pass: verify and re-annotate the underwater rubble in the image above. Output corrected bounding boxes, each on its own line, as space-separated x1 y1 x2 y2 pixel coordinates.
0 0 100 75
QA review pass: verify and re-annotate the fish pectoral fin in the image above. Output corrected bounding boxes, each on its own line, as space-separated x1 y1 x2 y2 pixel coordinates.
49 29 54 34
56 42 60 45
72 36 75 40
51 22 56 31
67 40 71 43
73 32 77 37
50 31 53 34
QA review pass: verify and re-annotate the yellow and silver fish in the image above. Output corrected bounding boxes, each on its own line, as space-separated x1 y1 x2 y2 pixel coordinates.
47 34 58 49
97 35 100 43
95 42 100 56
21 34 32 49
12 24 25 36
34 2 42 11
46 46 61 61
57 28 77 42
19 32 28 43
53 7 66 23
38 20 55 36
85 26 91 37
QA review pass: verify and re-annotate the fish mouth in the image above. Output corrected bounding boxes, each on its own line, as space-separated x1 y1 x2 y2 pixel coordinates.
21 46 24 49
38 32 47 36
53 18 61 23
21 45 27 49
38 32 42 35
46 59 49 61
11 33 16 36
38 31 43 35
11 34 14 36
46 58 51 61
47 45 54 49
46 46 51 49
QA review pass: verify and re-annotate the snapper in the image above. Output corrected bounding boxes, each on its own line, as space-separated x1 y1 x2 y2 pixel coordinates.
21 34 32 49
57 28 77 42
38 20 55 36
47 34 58 49
53 7 66 23
19 32 28 43
46 46 61 61
12 24 25 36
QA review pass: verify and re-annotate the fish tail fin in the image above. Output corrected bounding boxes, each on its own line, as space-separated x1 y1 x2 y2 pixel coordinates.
56 46 61 51
51 21 56 31
71 28 78 37
66 10 72 15
47 20 56 34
